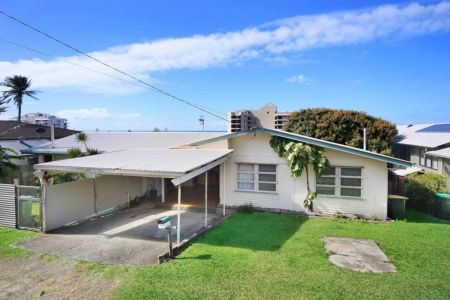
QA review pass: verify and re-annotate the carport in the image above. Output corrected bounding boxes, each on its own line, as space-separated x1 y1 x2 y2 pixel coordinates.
34 148 233 243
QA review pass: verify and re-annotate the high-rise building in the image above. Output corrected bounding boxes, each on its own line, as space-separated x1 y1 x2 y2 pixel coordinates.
227 104 293 132
18 113 68 129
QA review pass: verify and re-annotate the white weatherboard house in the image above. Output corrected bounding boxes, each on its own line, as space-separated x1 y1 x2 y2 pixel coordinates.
34 128 412 243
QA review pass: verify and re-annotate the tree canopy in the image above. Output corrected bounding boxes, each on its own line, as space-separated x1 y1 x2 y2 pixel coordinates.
1 75 38 121
284 108 397 155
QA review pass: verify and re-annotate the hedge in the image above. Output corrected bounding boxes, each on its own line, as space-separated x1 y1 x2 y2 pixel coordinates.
404 173 448 214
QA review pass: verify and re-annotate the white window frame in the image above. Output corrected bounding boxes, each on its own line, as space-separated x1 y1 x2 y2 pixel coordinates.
316 166 363 199
236 163 277 193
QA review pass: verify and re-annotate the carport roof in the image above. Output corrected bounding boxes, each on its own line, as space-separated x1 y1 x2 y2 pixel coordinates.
35 148 232 177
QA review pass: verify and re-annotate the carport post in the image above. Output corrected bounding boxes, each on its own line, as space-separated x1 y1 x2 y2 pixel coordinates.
126 177 130 208
204 171 208 227
223 163 226 216
177 185 181 244
41 182 47 232
93 176 97 214
161 178 165 203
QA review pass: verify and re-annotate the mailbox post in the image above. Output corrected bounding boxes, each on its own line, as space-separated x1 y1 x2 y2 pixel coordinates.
158 216 174 258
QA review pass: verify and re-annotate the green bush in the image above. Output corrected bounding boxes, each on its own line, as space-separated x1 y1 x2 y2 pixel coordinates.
404 173 448 213
238 203 255 213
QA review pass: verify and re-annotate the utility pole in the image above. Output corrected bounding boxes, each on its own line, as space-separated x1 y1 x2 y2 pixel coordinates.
363 128 367 150
199 115 205 131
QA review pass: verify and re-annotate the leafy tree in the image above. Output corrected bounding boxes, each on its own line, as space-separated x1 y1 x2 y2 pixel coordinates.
1 75 38 122
284 108 397 155
0 147 19 179
47 172 85 185
270 136 329 210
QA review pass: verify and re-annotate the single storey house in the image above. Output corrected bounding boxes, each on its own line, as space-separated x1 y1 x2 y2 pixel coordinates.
0 121 77 184
34 128 412 242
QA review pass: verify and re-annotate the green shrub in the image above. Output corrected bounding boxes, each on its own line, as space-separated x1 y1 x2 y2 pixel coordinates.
404 173 448 213
238 203 255 213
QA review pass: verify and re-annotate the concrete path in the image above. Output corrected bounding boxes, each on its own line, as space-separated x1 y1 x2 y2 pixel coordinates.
16 204 220 266
322 237 396 273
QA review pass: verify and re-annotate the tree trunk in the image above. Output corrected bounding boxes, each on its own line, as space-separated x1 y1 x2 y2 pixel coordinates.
305 164 310 194
17 103 21 122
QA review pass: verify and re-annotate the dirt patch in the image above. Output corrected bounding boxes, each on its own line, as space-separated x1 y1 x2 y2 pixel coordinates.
0 255 117 300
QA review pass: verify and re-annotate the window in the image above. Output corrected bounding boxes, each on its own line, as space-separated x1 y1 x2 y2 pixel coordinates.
237 163 277 192
316 167 362 198
419 149 438 170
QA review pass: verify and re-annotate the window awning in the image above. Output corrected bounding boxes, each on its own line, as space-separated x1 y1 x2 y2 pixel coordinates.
35 148 233 181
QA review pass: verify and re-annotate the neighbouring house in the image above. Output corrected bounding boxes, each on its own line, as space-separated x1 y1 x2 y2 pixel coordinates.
0 121 77 184
394 123 450 186
33 127 412 241
22 130 226 156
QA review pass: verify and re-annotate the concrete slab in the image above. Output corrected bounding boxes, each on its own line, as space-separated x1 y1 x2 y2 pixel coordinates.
322 237 396 273
16 203 221 266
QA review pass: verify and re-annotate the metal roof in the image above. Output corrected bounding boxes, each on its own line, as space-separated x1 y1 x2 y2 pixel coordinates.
24 131 226 154
190 127 413 167
35 148 233 177
426 147 450 159
395 124 450 148
0 120 77 140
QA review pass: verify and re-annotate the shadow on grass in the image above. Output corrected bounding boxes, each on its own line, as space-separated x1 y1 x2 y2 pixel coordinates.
405 209 450 224
197 211 307 252
177 254 212 260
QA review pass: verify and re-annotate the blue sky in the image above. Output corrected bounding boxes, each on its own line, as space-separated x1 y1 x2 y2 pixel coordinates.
1 0 449 131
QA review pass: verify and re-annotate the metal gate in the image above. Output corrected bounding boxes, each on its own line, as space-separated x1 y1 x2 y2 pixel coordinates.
16 185 42 231
0 184 16 228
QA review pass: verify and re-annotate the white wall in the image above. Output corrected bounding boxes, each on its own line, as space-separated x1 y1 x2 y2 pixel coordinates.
313 149 388 220
45 175 148 231
212 131 389 220
45 179 95 231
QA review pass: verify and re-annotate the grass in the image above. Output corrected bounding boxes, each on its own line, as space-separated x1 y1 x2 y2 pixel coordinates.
31 201 40 225
1 211 449 299
0 227 36 258
112 210 450 299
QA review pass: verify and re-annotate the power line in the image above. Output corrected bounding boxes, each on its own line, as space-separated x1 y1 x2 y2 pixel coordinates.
0 9 229 122
0 37 148 89
0 37 228 117
1 38 229 122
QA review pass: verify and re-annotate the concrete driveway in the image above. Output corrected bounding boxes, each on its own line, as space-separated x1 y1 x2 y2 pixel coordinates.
16 203 220 266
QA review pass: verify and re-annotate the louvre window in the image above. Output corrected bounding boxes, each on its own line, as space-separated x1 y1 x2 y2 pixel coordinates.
316 167 362 198
237 163 277 192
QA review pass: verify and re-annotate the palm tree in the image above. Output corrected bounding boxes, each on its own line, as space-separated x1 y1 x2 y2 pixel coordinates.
0 98 8 114
1 75 38 122
0 147 18 179
76 132 89 151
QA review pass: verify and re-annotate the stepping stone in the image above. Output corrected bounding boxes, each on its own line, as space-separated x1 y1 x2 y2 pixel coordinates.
322 237 396 273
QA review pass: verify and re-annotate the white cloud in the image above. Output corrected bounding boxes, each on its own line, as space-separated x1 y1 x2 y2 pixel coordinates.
56 108 140 120
286 74 312 84
1 1 450 94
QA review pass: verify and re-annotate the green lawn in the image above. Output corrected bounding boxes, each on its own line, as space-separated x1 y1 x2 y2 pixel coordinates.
0 227 36 258
31 201 41 225
113 211 450 299
2 211 449 299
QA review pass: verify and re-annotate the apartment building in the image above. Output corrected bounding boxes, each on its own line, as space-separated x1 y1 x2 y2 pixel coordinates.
228 104 292 132
19 113 68 129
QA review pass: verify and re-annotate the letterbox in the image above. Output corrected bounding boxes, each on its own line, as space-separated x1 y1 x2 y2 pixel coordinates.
157 216 171 229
